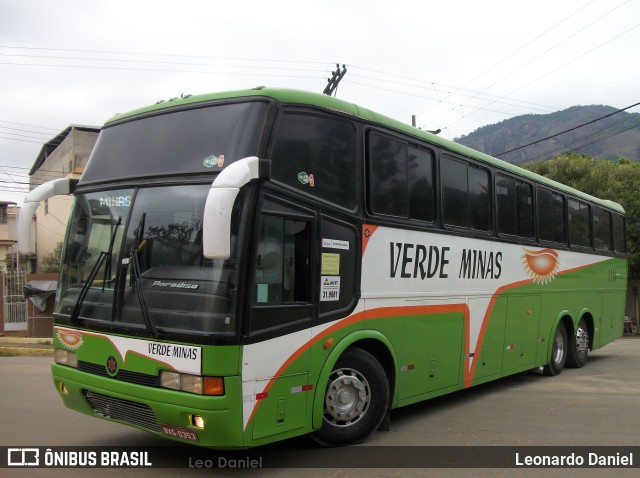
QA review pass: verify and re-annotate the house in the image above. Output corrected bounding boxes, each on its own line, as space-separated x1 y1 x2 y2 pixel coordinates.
0 202 22 272
26 125 99 271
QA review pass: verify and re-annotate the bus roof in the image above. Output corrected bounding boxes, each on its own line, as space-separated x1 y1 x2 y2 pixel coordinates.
106 87 624 215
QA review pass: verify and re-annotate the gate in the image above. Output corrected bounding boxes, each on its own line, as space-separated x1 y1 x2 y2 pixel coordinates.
2 272 28 332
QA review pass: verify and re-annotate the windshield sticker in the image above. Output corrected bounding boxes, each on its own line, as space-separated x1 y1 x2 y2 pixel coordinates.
99 195 132 208
321 253 340 275
322 238 350 250
203 154 224 168
297 172 315 187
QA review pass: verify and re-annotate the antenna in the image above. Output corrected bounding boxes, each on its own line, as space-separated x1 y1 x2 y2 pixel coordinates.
323 64 347 96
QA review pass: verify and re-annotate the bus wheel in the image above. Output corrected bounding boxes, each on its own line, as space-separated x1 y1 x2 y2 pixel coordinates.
311 347 389 446
543 324 567 376
566 318 589 368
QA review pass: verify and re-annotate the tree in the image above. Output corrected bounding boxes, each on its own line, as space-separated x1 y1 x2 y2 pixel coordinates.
39 241 64 273
523 153 640 280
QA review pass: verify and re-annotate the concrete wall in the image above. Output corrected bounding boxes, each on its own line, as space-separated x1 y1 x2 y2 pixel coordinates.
32 128 97 270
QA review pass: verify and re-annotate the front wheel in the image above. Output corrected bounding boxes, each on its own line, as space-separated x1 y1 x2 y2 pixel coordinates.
311 347 389 446
566 318 589 368
543 324 568 376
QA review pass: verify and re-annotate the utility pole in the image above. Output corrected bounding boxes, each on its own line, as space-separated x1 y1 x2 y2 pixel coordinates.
323 64 347 96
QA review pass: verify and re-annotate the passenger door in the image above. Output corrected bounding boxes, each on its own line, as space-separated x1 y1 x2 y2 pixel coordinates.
245 193 317 441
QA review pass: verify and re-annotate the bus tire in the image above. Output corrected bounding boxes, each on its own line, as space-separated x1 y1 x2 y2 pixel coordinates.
543 323 567 376
566 318 589 368
311 347 389 446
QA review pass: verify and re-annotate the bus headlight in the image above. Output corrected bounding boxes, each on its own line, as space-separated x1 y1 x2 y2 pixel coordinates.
159 371 180 390
54 349 78 368
159 371 224 396
180 374 203 394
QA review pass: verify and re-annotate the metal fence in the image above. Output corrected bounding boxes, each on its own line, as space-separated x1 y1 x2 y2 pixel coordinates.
3 272 28 331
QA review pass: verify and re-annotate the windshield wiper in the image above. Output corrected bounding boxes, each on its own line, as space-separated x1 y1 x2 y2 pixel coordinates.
70 216 121 325
128 213 160 339
102 217 122 291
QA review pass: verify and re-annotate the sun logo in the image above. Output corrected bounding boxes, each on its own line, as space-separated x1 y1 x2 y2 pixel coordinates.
57 329 83 350
522 249 560 284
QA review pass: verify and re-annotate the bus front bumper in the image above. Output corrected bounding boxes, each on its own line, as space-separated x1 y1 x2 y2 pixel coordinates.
52 363 244 448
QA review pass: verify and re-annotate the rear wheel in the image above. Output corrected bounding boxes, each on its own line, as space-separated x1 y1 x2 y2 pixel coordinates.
543 324 567 376
566 318 589 368
311 347 389 446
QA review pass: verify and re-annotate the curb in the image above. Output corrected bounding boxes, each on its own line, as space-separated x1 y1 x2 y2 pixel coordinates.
0 347 53 357
0 338 54 357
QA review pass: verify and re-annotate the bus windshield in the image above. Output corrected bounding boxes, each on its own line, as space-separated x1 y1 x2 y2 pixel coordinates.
56 184 243 338
80 100 269 184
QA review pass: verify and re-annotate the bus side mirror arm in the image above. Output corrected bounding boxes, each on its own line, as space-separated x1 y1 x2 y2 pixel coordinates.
18 177 78 255
203 157 269 259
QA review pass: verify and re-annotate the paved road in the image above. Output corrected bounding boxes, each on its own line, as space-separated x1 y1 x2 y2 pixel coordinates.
1 338 639 477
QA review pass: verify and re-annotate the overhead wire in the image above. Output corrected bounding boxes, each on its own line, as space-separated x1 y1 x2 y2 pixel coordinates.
416 0 600 121
528 114 640 162
423 0 636 133
438 21 640 134
495 101 640 156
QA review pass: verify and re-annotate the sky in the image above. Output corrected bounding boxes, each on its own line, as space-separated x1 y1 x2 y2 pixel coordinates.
1 0 639 205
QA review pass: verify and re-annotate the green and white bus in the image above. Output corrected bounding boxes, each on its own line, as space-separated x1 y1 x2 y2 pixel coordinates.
19 88 627 448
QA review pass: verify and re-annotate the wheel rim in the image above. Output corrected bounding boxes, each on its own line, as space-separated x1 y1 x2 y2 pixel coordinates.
323 367 371 427
552 327 565 364
576 324 589 359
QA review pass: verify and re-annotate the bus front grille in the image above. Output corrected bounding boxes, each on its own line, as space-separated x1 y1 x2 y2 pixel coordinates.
78 361 160 387
82 389 162 433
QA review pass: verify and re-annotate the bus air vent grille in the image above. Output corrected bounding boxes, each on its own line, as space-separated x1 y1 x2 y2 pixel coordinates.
82 389 162 433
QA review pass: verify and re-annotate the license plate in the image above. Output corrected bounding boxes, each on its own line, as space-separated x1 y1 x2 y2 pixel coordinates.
160 424 199 442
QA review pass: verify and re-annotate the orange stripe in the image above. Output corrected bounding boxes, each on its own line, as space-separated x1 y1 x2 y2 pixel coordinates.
361 224 378 257
465 256 612 386
246 256 614 426
245 303 469 428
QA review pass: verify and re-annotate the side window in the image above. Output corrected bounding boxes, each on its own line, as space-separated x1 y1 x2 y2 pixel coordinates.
538 188 566 244
613 214 626 253
250 196 315 335
367 132 434 222
593 207 612 252
270 112 357 210
408 147 435 222
441 156 490 231
516 182 534 238
496 175 533 238
254 215 311 306
369 133 407 217
568 198 591 248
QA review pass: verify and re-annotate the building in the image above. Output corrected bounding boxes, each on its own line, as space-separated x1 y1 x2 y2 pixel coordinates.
26 125 99 271
0 202 19 272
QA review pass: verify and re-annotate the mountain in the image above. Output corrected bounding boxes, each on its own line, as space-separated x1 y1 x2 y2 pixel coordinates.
454 105 640 164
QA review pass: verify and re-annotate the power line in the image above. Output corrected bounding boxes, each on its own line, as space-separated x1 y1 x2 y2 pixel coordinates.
530 115 640 161
0 61 327 80
0 135 44 144
0 119 59 132
0 52 330 74
461 0 632 107
347 67 558 113
437 21 640 133
0 44 333 66
416 0 599 120
495 101 640 157
347 73 555 114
